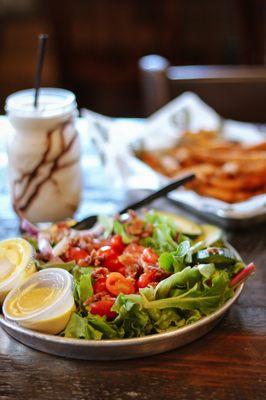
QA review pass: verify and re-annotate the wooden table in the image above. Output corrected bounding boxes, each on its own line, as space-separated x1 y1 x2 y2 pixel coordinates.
0 119 265 400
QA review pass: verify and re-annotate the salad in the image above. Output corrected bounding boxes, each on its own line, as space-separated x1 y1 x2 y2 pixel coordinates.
21 210 255 340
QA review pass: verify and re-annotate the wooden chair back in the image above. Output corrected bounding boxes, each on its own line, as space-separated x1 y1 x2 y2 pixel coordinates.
139 55 266 122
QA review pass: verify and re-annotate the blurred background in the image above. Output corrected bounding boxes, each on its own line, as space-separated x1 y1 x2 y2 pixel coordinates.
0 0 265 117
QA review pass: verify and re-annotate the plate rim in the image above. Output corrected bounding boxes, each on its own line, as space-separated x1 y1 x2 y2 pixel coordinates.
0 283 244 348
0 239 244 349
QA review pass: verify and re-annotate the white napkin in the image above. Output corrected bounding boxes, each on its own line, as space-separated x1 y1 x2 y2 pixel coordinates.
81 92 266 218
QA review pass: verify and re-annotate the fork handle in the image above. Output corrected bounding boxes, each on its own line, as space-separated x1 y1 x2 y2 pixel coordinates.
119 173 195 214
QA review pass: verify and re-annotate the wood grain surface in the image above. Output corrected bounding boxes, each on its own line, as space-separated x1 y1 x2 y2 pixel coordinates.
0 199 265 400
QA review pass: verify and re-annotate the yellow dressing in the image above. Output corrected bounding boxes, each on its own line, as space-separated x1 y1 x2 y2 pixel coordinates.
0 244 21 283
0 238 36 304
2 246 21 265
23 304 76 334
0 257 16 283
5 282 75 335
6 285 61 317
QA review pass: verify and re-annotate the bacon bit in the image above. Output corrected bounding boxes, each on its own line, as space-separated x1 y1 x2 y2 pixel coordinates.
83 297 93 306
126 218 145 235
118 254 142 278
140 231 151 238
73 249 103 267
154 268 170 282
77 259 90 267
174 232 180 242
142 265 169 281
208 248 219 255
119 253 138 267
119 243 145 278
83 292 115 307
123 243 145 257
144 222 153 235
122 215 154 238
91 267 109 280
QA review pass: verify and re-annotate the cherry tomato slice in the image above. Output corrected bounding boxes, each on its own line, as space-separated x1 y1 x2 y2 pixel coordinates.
110 235 125 254
106 272 135 296
142 247 158 264
97 245 116 259
93 277 107 294
98 246 125 273
90 299 117 320
104 257 125 274
138 270 157 288
68 247 88 261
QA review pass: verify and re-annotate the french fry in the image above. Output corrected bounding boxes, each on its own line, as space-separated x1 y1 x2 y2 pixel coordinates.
138 130 266 203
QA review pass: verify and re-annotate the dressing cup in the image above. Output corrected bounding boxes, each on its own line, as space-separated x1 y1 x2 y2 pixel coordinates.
0 238 36 304
3 268 75 334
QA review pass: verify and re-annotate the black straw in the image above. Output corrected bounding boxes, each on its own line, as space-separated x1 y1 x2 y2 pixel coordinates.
34 34 48 108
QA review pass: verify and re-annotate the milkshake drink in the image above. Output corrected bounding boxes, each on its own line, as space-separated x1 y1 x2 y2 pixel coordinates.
5 88 82 222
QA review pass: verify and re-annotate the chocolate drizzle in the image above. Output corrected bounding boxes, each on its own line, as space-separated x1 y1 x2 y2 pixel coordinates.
13 129 54 203
12 119 79 213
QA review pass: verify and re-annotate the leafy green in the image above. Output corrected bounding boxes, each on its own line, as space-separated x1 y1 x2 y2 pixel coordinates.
72 266 94 279
155 266 202 299
187 240 205 255
33 208 252 340
227 261 245 278
62 312 103 340
98 214 113 238
74 270 93 304
158 252 174 273
142 223 178 253
152 308 185 332
26 237 38 251
143 271 233 315
142 210 179 253
62 312 120 339
197 263 215 279
80 272 93 302
112 294 152 337
87 314 119 339
144 210 178 232
113 220 135 244
169 287 187 297
185 310 202 325
113 291 186 334
38 261 76 272
158 240 191 273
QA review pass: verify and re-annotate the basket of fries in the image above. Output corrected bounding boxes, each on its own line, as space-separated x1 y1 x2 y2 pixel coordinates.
138 130 266 204
82 92 266 227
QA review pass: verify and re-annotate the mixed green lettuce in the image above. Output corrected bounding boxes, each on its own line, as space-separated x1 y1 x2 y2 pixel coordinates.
60 210 248 340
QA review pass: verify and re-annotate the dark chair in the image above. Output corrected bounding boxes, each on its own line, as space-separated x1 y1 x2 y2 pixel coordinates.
138 55 266 122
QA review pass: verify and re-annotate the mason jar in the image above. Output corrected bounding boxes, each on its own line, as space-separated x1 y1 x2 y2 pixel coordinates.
5 88 82 222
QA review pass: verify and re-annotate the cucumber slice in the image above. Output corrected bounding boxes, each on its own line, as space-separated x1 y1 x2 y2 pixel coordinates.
197 224 222 247
156 211 202 236
194 247 236 267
